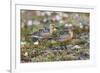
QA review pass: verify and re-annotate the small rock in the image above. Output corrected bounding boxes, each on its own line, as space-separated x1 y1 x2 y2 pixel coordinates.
67 45 73 49
71 45 81 50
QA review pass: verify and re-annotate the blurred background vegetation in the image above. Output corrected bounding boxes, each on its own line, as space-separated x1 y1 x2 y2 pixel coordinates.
20 10 90 63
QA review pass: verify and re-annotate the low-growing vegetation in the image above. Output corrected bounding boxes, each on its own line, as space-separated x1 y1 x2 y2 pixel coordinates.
20 10 90 63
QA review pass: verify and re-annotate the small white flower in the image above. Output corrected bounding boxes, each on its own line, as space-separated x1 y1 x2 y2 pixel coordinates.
55 15 62 21
21 41 27 47
69 24 72 27
75 14 79 17
27 20 33 26
64 24 69 27
59 20 64 24
53 28 57 31
34 41 39 45
21 42 26 45
79 23 83 29
24 52 28 56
